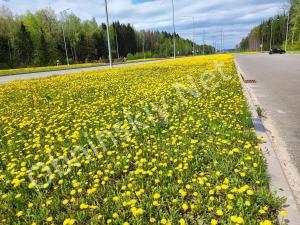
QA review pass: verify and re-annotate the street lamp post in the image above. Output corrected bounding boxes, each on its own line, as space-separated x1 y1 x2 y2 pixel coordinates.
261 28 264 52
171 0 176 59
285 7 290 51
104 0 112 68
202 31 205 55
60 9 70 66
182 16 195 56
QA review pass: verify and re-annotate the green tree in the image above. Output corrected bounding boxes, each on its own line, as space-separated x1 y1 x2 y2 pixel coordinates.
15 23 34 66
0 35 10 68
38 29 50 66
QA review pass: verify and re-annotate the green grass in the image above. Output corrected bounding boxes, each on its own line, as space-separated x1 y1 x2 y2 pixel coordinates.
0 54 284 225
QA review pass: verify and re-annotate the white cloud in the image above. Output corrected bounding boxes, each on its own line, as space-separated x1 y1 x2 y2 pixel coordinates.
0 0 286 48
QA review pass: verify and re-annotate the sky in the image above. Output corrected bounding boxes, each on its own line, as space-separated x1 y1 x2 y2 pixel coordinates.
0 0 288 49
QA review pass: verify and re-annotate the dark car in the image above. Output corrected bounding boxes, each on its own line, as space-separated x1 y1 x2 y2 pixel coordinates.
269 48 286 54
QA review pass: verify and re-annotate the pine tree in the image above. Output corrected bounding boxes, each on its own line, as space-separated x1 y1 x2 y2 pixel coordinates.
15 23 34 66
39 29 49 65
0 35 10 68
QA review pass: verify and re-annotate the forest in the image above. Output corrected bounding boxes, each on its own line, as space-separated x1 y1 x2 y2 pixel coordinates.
238 0 300 51
0 6 215 69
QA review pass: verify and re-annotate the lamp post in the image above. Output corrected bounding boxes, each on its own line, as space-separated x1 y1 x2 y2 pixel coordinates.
261 30 264 52
182 16 195 56
60 8 70 66
284 7 290 51
269 20 273 50
220 29 224 53
104 0 112 68
171 0 176 59
202 30 205 55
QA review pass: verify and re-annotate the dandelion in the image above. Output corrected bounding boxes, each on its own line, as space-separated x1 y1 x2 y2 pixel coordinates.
179 218 186 225
16 211 23 217
259 220 272 225
150 218 156 223
247 190 254 196
153 201 160 206
153 193 161 199
280 210 287 217
161 218 167 224
80 204 89 209
46 217 53 222
245 201 251 206
15 193 22 199
227 193 234 200
182 203 189 211
63 218 76 225
216 209 223 216
211 219 218 225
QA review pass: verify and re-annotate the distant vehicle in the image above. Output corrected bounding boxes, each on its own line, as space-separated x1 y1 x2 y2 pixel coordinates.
269 48 286 54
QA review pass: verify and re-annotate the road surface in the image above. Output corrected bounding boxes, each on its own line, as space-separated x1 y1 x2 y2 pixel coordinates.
0 59 169 84
235 54 300 175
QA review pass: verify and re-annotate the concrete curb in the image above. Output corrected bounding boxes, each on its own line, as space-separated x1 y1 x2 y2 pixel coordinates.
234 59 300 225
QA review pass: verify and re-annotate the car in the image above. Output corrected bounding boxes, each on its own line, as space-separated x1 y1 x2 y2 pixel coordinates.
269 48 286 54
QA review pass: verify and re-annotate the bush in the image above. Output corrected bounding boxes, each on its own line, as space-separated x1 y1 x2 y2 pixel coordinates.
127 51 153 60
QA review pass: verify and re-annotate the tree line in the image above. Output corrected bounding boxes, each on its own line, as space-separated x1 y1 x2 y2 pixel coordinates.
0 6 215 69
238 0 300 51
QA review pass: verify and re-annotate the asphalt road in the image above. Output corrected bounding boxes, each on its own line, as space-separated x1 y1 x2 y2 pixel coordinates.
0 59 169 84
235 54 300 174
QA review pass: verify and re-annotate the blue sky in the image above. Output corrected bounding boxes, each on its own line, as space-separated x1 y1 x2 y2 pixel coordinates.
0 0 287 49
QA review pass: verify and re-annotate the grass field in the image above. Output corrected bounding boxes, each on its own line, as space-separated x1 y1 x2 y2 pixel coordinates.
0 58 163 76
0 54 283 225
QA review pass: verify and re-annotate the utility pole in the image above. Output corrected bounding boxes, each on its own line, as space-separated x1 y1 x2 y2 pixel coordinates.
60 9 70 66
104 0 112 68
202 30 205 55
284 6 290 51
192 16 195 56
220 29 223 53
182 16 195 56
261 28 264 52
171 0 176 59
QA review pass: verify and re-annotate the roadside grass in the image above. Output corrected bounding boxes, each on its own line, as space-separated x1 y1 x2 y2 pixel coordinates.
0 58 163 76
0 62 106 76
0 54 284 224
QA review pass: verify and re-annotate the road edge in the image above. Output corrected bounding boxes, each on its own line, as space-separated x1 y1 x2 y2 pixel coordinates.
0 59 171 84
234 59 300 225
0 58 169 78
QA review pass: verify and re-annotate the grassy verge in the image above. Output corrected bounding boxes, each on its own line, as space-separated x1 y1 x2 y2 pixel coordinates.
0 58 164 77
0 54 284 224
0 63 106 76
